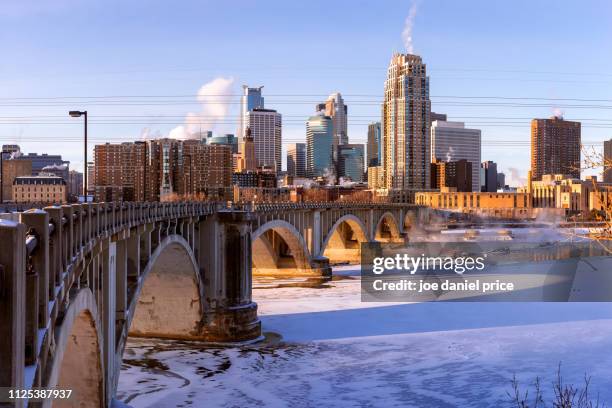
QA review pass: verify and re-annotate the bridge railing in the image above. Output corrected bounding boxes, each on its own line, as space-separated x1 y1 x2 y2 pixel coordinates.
0 201 219 393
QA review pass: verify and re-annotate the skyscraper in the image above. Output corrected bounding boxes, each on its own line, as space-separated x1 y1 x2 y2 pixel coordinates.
382 53 431 193
239 85 265 138
287 143 306 177
481 161 498 192
306 114 334 178
245 108 282 173
238 128 256 172
317 92 348 147
604 139 612 183
367 122 382 167
431 120 481 192
530 116 581 180
338 144 365 182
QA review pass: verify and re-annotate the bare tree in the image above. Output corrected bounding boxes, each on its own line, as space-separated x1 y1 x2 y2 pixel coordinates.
509 364 605 408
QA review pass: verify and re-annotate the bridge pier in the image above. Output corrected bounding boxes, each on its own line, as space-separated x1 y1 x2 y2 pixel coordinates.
200 211 261 342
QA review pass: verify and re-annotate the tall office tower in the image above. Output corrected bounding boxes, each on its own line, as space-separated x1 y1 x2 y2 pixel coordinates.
367 122 382 167
382 53 431 192
604 139 612 183
338 144 365 182
67 170 83 200
239 85 265 137
317 92 348 146
430 158 472 192
306 114 334 178
287 143 306 177
497 172 506 190
481 161 498 192
530 115 581 180
238 128 257 172
245 108 282 173
431 120 481 192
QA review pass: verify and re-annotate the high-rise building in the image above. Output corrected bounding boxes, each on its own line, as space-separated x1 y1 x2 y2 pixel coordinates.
431 120 481 192
67 170 83 200
93 139 231 202
239 85 265 138
338 144 365 182
287 143 306 177
306 114 334 178
245 108 282 173
207 134 238 154
481 161 498 192
382 53 431 194
430 158 472 192
367 122 382 167
237 129 256 172
604 139 612 184
530 116 581 181
317 92 348 147
497 172 506 190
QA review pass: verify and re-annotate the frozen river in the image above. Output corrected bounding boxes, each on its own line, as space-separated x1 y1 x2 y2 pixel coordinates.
117 265 612 407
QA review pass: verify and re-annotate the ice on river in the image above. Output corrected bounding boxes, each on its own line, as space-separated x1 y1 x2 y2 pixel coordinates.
117 265 612 407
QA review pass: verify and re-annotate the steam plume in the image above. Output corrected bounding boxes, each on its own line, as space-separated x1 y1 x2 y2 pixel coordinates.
401 1 420 54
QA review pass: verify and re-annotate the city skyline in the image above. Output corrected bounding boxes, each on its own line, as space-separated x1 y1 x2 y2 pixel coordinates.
0 0 611 185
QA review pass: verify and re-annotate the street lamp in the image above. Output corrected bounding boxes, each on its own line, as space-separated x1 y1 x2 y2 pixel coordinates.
69 110 88 199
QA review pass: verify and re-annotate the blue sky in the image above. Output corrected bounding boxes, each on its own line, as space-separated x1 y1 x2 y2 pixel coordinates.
1 0 611 185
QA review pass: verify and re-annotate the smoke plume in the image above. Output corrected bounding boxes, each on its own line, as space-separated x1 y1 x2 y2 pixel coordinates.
169 76 235 140
506 167 526 187
401 0 420 54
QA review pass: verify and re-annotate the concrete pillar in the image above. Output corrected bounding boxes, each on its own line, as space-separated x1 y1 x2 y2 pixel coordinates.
198 215 222 311
369 209 375 241
127 227 141 278
115 238 128 321
199 211 260 342
0 220 26 405
311 210 321 257
19 210 49 330
102 241 116 406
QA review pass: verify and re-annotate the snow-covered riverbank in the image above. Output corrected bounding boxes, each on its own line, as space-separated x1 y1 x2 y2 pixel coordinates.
117 265 612 407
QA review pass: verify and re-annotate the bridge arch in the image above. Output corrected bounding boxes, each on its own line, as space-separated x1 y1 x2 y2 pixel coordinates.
321 214 369 264
128 234 204 340
47 287 104 407
252 220 312 275
375 212 402 243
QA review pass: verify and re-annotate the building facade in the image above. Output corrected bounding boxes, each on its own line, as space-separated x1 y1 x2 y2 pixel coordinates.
287 143 306 177
239 85 265 138
67 170 84 200
12 175 67 204
430 120 481 191
530 116 581 181
245 108 282 173
382 53 431 193
604 139 612 184
430 158 472 192
93 139 232 202
367 122 382 167
481 161 498 192
306 114 334 178
317 92 348 147
1 159 32 202
338 144 365 182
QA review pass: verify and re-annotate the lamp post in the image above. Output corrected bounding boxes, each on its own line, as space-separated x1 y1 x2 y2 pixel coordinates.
69 110 88 199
